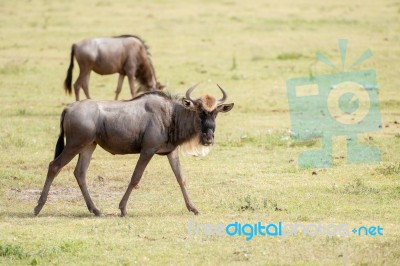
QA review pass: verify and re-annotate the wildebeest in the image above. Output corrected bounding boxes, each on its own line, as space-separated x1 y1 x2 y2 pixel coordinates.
64 35 165 101
34 84 234 217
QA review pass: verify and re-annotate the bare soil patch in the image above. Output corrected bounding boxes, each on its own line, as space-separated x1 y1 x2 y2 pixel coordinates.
10 185 122 202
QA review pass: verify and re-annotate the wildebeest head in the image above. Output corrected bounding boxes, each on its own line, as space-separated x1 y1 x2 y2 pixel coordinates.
183 84 234 146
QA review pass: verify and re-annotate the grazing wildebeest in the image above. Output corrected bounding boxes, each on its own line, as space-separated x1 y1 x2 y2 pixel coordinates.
34 84 234 217
64 35 165 101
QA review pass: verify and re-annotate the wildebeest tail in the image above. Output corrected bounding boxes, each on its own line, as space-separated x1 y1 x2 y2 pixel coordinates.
64 44 75 95
54 110 66 159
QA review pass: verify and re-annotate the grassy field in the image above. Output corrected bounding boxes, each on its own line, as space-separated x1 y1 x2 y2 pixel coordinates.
1 0 400 265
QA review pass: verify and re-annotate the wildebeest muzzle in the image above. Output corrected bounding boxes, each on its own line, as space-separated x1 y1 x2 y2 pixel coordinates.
201 119 215 146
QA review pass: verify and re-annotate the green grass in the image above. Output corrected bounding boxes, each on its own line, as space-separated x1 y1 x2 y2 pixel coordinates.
376 162 400 176
1 0 400 265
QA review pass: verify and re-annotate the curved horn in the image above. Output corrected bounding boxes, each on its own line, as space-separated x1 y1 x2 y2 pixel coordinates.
186 83 200 103
217 84 228 104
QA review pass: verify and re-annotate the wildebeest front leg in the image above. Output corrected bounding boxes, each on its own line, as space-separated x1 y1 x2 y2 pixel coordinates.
114 74 125 100
34 149 78 216
119 150 154 217
127 72 136 98
167 149 199 215
74 143 101 216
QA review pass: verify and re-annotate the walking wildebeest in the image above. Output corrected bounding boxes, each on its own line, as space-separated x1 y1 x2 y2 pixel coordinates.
64 35 165 101
34 84 234 217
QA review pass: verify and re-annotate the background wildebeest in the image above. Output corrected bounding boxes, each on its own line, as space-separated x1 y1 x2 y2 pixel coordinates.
34 84 234 217
64 35 165 101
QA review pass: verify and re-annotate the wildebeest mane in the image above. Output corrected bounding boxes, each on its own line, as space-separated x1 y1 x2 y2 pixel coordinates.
125 90 203 153
113 34 149 50
126 90 172 102
136 54 156 87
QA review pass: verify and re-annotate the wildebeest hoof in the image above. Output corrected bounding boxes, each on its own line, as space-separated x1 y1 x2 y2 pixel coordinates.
88 207 102 217
34 205 43 216
93 210 102 217
120 209 128 217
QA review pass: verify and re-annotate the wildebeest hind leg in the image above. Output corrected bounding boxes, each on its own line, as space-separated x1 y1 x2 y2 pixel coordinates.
119 150 155 217
34 148 78 216
73 76 83 101
81 72 91 99
73 72 85 101
73 70 91 101
73 143 101 216
114 74 125 100
167 149 199 215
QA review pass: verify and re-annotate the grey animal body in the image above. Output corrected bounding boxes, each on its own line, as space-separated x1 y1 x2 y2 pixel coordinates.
64 35 164 101
34 84 234 217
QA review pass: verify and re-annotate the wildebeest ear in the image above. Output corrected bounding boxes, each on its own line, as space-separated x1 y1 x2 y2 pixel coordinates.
182 98 193 109
217 103 234 113
156 82 166 90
